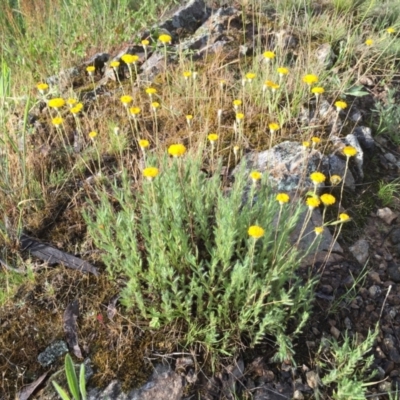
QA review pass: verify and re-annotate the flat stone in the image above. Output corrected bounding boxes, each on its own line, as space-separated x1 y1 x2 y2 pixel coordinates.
349 239 369 264
377 208 398 225
37 340 68 367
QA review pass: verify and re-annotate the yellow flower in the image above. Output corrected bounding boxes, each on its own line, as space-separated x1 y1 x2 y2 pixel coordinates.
159 34 172 44
236 113 244 122
48 98 65 109
86 66 95 74
233 99 242 107
67 98 77 107
335 100 347 111
320 193 336 206
120 95 133 106
183 71 192 78
269 122 280 132
306 197 320 209
303 141 310 149
248 225 265 239
315 226 324 235
52 117 63 126
277 67 289 76
365 39 374 46
129 107 141 116
330 175 342 185
37 82 49 93
121 54 139 64
186 115 193 124
387 27 396 34
311 86 325 95
343 146 357 157
246 72 256 80
168 144 186 157
141 39 150 46
143 167 159 180
264 80 279 90
276 193 290 204
310 172 326 184
311 137 321 145
339 213 350 221
146 87 157 95
233 145 240 155
208 133 218 142
70 103 83 114
151 101 160 110
139 139 150 149
89 131 98 139
250 171 262 182
263 51 275 60
303 74 319 85
110 60 120 68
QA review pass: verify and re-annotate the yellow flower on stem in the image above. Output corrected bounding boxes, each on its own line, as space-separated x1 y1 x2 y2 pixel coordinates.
89 131 97 139
343 146 357 157
159 34 172 44
245 72 256 80
151 102 160 111
48 98 65 109
276 193 290 205
52 117 63 127
302 74 319 85
387 27 396 34
250 171 262 183
139 139 150 150
70 104 83 114
233 99 242 110
311 87 324 96
339 213 350 221
263 51 275 61
37 82 49 94
248 225 265 239
330 175 342 185
306 197 320 210
335 100 347 111
365 39 373 46
208 133 218 143
143 167 159 180
129 107 141 117
146 87 157 96
121 54 139 64
303 141 310 149
277 67 289 76
183 71 192 79
110 60 120 69
186 115 193 126
320 193 336 206
269 123 280 134
86 66 95 75
314 226 324 235
141 39 150 46
310 172 326 185
311 137 321 146
120 95 133 106
168 144 186 157
263 80 279 92
236 113 244 123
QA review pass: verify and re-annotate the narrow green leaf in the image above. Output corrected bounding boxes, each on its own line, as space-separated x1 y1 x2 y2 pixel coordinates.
65 354 80 400
79 363 87 400
52 381 72 400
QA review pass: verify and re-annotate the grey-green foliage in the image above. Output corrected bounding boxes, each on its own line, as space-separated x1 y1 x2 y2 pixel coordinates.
317 327 378 400
84 155 316 358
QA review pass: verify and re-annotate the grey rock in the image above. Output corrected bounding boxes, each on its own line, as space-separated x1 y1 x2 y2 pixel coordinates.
88 380 127 400
293 389 304 399
305 370 319 389
141 51 165 81
37 340 68 367
330 326 340 339
344 317 352 330
377 208 398 225
345 134 364 179
384 152 397 164
327 154 355 190
349 239 369 265
316 43 335 68
349 108 362 122
387 261 400 283
369 285 381 297
389 349 400 364
353 126 375 150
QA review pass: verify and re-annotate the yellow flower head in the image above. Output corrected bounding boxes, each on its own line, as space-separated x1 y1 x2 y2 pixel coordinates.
121 54 139 64
276 193 290 205
143 167 159 180
343 146 357 157
303 141 310 149
139 139 150 149
315 226 324 235
339 213 350 222
37 82 49 93
236 113 244 122
168 144 186 157
183 71 192 78
335 100 347 111
208 133 218 142
146 87 157 95
151 101 160 110
141 39 150 46
277 67 289 76
89 131 98 139
159 34 172 44
250 171 262 182
246 72 256 80
306 197 321 209
269 122 280 132
110 60 120 68
52 117 63 126
387 27 396 34
311 86 325 95
311 137 321 145
129 107 141 116
365 38 374 46
186 115 193 122
233 99 242 107
248 225 265 239
86 66 95 74
330 175 342 185
48 98 65 109
263 51 275 60
320 193 336 206
70 103 83 114
67 98 77 106
120 95 133 105
264 80 279 90
303 74 319 85
310 172 326 184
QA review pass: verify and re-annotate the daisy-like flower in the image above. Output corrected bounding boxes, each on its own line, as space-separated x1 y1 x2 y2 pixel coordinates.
246 72 256 81
269 123 280 133
129 107 141 116
387 27 396 34
311 137 321 146
330 175 342 185
277 67 289 76
315 226 324 235
168 144 186 157
183 71 192 79
303 141 310 149
248 225 265 239
37 82 49 94
139 139 150 150
310 172 326 185
67 98 77 107
303 74 319 85
151 101 160 111
263 51 275 61
320 193 336 206
141 39 150 46
233 99 242 110
70 103 83 114
121 95 133 106
52 117 63 127
89 131 98 139
121 54 139 64
236 113 244 123
159 34 172 44
110 60 120 69
86 66 95 75
263 80 280 91
311 87 325 96
339 213 350 221
365 39 374 46
343 146 357 157
143 167 159 180
335 100 347 111
146 87 157 96
250 171 262 183
208 133 218 143
306 197 320 209
276 193 290 205
48 98 65 109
